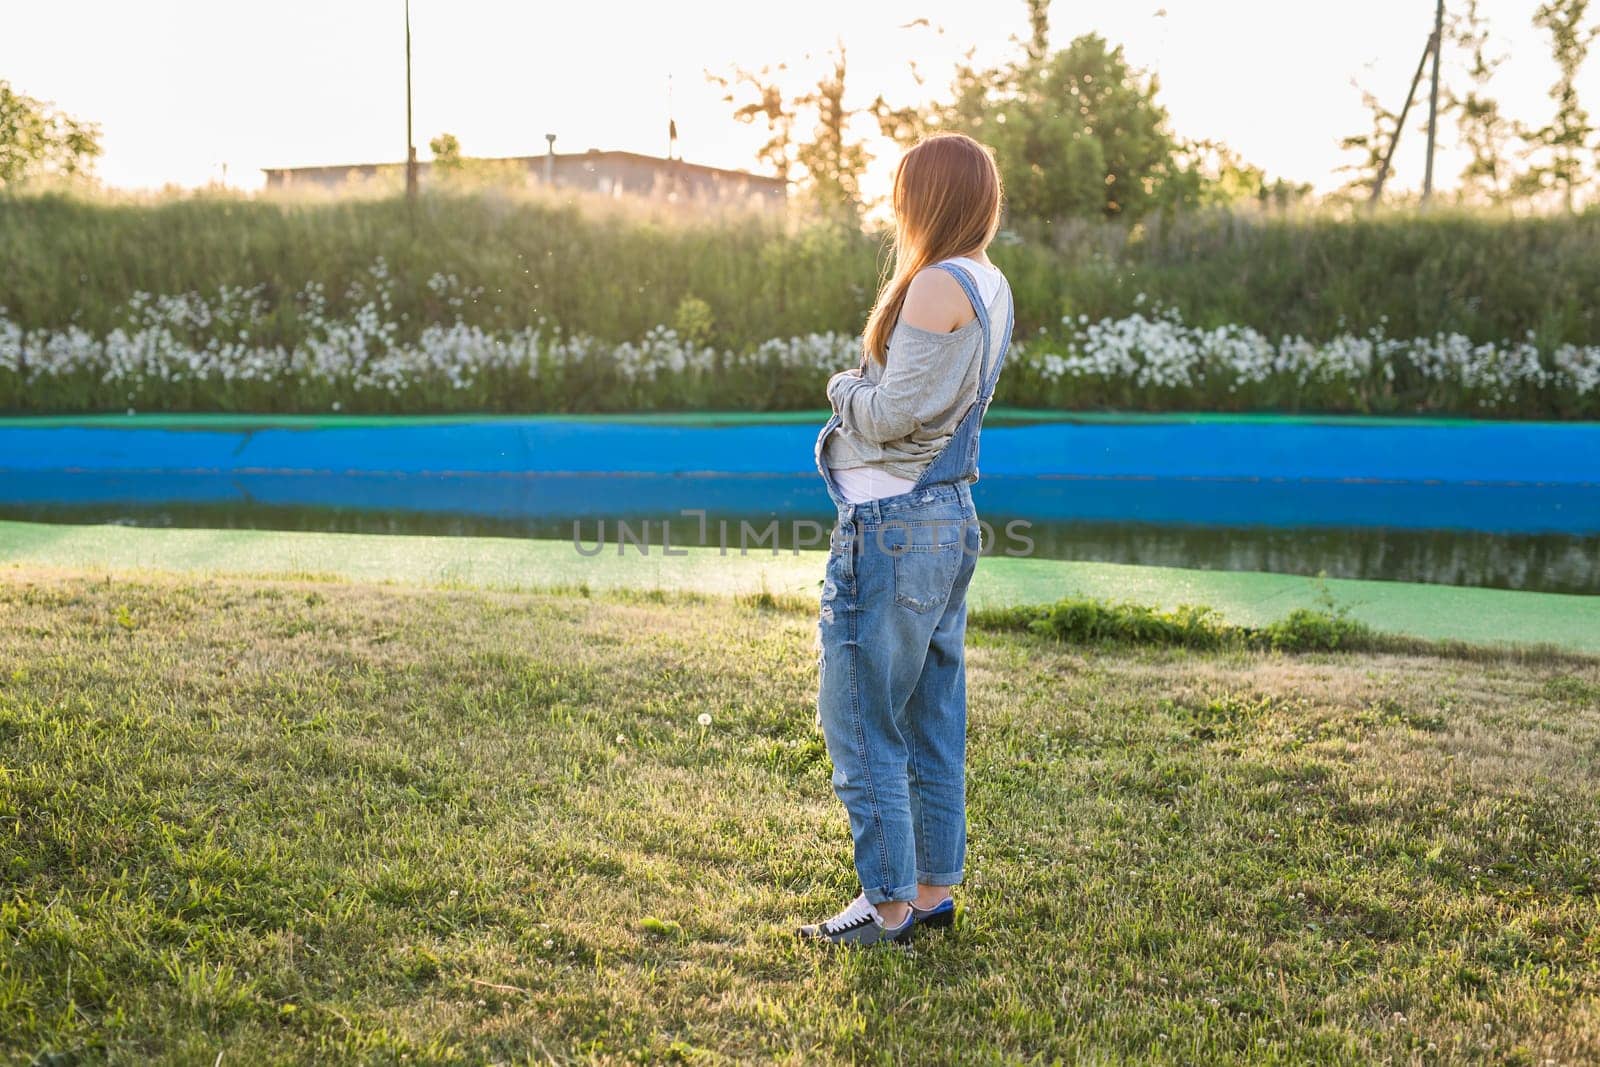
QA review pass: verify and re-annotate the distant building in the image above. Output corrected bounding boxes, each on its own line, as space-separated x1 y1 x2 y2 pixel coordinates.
262 147 786 213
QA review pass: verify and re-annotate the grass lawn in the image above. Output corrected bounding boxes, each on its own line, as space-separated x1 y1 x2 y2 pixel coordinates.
2 568 1598 1065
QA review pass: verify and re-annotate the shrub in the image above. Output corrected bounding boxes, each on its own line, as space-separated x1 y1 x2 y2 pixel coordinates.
1258 607 1374 652
984 594 1378 654
1025 598 1233 648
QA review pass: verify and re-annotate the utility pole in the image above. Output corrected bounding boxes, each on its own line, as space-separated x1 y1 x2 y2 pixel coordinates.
405 0 418 214
667 74 678 161
1371 34 1432 206
1422 0 1444 204
1371 6 1444 208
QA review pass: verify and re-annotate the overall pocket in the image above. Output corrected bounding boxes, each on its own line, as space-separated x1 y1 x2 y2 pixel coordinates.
875 518 965 614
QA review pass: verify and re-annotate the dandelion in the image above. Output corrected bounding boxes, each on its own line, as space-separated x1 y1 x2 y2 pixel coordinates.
697 712 713 727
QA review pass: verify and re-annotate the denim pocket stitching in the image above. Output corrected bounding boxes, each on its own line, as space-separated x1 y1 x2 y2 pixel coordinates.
892 541 963 613
873 520 964 555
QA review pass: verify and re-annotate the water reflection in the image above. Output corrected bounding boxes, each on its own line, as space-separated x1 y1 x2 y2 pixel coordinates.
2 468 1594 594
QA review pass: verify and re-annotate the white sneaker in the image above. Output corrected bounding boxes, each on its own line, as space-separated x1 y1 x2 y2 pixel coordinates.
796 891 914 946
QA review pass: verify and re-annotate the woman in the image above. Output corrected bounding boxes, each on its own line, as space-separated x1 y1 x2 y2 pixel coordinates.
799 132 1013 946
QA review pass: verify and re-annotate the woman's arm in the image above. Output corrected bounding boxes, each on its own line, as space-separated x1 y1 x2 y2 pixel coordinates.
828 268 974 443
826 367 862 414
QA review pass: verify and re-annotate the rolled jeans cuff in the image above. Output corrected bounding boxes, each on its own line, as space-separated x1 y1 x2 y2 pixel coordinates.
862 881 920 906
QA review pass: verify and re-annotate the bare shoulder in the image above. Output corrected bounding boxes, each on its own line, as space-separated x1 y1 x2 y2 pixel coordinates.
900 265 975 334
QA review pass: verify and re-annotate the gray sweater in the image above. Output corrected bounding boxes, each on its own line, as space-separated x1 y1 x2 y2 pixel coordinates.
822 292 997 482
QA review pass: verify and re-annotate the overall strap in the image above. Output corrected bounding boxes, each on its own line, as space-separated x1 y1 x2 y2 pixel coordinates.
929 260 993 387
980 279 1014 402
906 263 1012 492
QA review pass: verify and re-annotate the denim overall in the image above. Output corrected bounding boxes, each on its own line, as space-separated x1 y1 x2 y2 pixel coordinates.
811 261 1015 906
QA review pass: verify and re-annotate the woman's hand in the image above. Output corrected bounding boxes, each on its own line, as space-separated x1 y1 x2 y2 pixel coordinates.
826 367 862 412
827 265 975 442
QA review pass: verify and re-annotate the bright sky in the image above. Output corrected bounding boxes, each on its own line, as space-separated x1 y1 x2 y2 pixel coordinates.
4 1 1593 200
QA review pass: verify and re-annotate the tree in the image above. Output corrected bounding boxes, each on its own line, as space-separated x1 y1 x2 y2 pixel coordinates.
1172 138 1311 210
708 64 797 183
792 45 871 221
429 132 462 172
709 43 872 221
986 33 1174 220
1517 0 1596 211
1021 0 1050 66
1446 0 1516 204
1336 84 1402 202
0 80 102 187
872 3 1250 222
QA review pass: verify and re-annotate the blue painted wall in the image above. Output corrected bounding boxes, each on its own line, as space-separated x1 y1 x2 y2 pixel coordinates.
3 417 1597 533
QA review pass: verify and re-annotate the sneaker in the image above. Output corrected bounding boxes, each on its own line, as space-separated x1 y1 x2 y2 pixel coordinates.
909 895 955 929
796 892 914 946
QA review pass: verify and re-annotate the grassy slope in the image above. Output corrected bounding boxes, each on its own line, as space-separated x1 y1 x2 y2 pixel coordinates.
2 569 1598 1064
8 195 1600 418
7 192 1600 349
4 520 1598 653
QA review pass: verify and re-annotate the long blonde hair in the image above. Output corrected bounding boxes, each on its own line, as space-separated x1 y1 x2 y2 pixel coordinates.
862 133 1003 364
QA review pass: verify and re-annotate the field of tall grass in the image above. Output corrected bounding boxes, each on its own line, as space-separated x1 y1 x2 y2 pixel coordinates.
3 188 1599 418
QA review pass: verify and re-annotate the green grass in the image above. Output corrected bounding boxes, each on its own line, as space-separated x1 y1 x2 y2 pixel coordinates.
2 568 1598 1064
6 189 1600 351
988 593 1380 655
6 190 1600 418
984 597 1374 653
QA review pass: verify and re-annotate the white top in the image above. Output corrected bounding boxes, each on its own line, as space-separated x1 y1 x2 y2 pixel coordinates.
942 256 1004 308
832 464 919 504
828 255 1000 504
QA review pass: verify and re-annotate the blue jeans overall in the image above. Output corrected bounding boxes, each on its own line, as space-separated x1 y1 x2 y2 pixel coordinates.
811 262 1014 905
